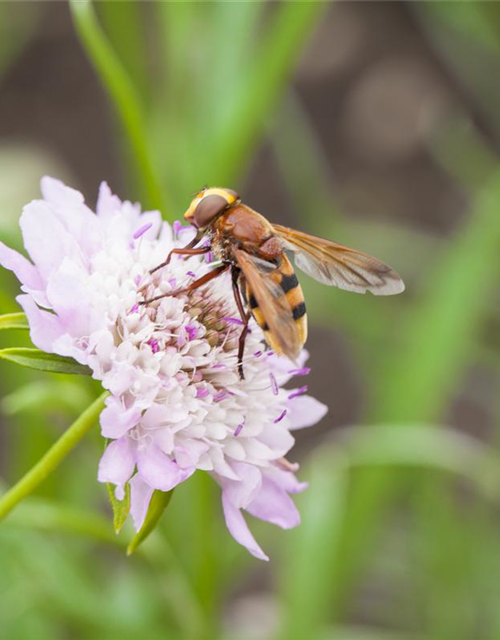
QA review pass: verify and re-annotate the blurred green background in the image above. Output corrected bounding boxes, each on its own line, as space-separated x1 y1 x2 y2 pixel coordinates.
1 2 500 639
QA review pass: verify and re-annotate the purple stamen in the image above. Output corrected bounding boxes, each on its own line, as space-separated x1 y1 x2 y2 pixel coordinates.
222 316 244 326
205 251 214 263
288 367 311 377
253 350 262 357
214 391 229 402
196 387 210 399
187 271 196 278
173 220 182 235
234 423 244 437
269 373 279 396
130 304 139 314
134 275 142 286
185 324 198 341
168 277 177 289
147 338 160 354
133 222 153 239
288 385 308 400
274 409 287 424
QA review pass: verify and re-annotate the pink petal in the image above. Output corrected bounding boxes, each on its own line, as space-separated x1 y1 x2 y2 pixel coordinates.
98 437 135 499
288 395 328 430
46 258 94 336
20 200 84 280
246 477 300 529
129 474 155 531
137 444 194 492
40 176 85 207
100 397 142 439
174 439 209 469
268 467 308 494
40 177 102 256
222 493 269 561
16 294 65 352
96 181 122 218
217 462 262 509
257 424 295 458
0 240 44 291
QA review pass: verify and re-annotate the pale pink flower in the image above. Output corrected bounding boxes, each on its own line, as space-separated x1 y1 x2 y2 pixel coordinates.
0 178 327 560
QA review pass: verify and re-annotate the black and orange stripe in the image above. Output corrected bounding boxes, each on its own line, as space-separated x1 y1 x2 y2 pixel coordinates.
245 254 307 356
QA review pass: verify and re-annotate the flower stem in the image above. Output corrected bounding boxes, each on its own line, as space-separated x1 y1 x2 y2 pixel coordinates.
69 0 167 215
0 391 108 523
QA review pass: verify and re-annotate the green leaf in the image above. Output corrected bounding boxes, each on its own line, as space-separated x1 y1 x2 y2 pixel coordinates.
107 482 131 535
127 489 173 556
0 348 91 376
0 312 29 331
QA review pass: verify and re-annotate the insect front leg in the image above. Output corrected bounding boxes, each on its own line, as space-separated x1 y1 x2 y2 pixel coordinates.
150 231 206 274
140 263 229 305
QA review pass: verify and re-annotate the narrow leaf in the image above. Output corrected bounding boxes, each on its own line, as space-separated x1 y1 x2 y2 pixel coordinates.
127 489 173 556
0 348 91 376
0 312 29 331
107 482 131 534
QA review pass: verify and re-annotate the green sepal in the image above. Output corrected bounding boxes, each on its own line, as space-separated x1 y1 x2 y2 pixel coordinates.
0 312 29 331
0 348 92 375
107 482 131 534
127 489 173 556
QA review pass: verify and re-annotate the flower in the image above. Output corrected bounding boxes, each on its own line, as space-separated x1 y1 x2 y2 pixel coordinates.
0 177 328 560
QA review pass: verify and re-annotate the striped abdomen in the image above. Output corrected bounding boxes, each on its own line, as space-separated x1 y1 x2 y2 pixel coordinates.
245 254 307 357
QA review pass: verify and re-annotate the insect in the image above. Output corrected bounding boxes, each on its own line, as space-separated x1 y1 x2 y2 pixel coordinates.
145 187 405 378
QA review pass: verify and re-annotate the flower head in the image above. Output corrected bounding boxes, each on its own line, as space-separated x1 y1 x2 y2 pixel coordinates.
0 178 327 560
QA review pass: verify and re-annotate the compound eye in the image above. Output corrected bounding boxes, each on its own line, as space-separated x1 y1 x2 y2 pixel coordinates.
194 194 228 228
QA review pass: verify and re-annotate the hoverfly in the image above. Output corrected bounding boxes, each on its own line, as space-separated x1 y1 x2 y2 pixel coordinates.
145 187 404 378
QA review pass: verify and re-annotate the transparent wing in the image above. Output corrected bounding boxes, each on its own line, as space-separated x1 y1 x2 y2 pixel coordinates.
272 224 405 295
233 247 302 360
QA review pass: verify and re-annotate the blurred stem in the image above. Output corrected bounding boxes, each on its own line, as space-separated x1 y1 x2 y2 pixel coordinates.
192 473 219 640
206 1 326 186
69 0 167 214
0 391 108 523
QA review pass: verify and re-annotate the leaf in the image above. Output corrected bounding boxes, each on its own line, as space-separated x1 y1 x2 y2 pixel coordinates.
127 489 173 556
0 348 91 376
107 482 131 534
0 312 29 331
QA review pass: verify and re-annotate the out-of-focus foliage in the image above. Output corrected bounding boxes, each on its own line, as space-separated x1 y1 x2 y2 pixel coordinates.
1 2 500 640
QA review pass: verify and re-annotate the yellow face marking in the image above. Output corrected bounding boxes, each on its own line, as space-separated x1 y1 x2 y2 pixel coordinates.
183 187 239 224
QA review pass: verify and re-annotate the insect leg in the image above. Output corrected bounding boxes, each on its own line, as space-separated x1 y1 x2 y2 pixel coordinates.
150 231 206 274
231 267 247 323
140 263 229 305
230 266 252 379
237 312 252 381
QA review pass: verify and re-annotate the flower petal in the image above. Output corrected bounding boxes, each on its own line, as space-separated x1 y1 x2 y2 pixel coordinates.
96 181 122 218
16 294 65 353
217 461 262 509
0 241 44 292
222 492 269 561
100 396 142 439
20 200 84 280
98 437 135 499
246 476 300 529
288 394 328 430
137 444 194 492
129 473 155 531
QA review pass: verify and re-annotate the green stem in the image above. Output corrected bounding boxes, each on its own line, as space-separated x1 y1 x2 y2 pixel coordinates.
0 391 108 522
69 0 167 215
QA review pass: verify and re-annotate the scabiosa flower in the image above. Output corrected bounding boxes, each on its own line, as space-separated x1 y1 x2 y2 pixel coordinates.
0 177 327 560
